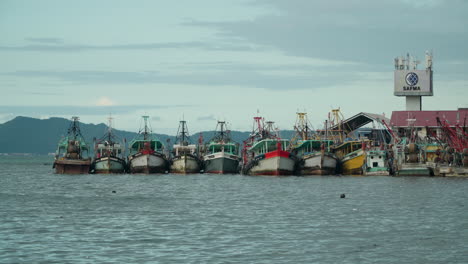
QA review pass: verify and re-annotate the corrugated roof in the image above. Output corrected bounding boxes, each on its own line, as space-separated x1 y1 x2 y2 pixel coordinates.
390 109 468 127
329 112 390 133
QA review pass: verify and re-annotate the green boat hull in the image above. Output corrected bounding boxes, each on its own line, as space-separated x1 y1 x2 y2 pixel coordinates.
204 155 240 174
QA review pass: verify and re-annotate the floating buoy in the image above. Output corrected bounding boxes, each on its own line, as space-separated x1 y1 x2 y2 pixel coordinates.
112 190 116 193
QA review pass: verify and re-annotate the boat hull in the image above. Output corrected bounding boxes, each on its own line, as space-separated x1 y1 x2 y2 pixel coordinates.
204 152 240 174
341 149 365 175
245 150 295 176
364 169 390 176
129 153 168 174
93 156 126 174
54 159 91 174
396 164 433 176
298 152 337 175
170 155 200 174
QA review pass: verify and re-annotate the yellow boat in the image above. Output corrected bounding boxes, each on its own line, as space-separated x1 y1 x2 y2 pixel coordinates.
333 141 366 175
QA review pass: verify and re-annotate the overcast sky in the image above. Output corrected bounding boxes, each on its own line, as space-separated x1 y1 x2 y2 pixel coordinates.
1 0 467 134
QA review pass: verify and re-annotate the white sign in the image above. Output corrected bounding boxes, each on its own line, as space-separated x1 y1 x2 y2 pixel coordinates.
394 70 433 96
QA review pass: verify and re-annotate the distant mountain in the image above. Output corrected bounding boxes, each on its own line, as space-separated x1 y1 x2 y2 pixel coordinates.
0 116 137 154
0 116 294 154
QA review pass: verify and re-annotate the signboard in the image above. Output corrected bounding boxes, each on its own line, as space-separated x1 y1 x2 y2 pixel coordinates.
394 70 433 96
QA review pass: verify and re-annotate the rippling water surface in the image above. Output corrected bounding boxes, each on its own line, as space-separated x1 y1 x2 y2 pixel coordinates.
1 156 467 263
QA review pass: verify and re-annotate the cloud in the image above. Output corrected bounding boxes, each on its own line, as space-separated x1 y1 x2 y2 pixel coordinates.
185 0 468 65
25 37 64 44
29 91 64 95
0 113 16 124
0 105 195 117
96 97 115 106
2 68 360 90
0 41 262 53
197 115 216 121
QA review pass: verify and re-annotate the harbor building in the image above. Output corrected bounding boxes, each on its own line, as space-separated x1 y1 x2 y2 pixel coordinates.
390 109 468 139
391 51 467 139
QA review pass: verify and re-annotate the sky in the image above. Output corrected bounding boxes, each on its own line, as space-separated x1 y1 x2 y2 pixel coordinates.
1 0 467 134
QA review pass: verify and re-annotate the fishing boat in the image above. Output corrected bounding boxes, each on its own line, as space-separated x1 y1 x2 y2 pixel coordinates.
91 117 126 174
290 113 338 175
394 139 432 176
53 116 91 174
128 116 169 174
170 120 202 174
204 121 241 174
242 117 296 176
323 109 366 175
364 149 390 176
333 141 367 175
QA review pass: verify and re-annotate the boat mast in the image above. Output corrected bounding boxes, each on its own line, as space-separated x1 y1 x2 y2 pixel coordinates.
107 115 114 143
142 115 150 141
220 121 225 139
331 109 344 142
296 112 309 140
265 121 277 138
219 121 226 142
68 116 82 141
212 121 231 143
254 116 263 135
176 120 190 146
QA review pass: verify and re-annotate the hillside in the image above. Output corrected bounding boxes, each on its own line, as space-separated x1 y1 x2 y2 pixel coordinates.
0 116 294 154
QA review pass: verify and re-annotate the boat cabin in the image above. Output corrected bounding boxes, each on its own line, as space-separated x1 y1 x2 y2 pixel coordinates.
332 141 365 159
293 140 334 157
96 142 124 158
206 142 238 155
249 139 289 157
366 150 387 169
56 137 90 159
129 139 163 155
173 144 197 156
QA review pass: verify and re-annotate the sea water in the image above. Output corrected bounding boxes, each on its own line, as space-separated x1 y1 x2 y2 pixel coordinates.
0 156 467 263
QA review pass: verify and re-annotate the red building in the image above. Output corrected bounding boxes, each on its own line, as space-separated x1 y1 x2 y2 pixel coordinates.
390 108 468 139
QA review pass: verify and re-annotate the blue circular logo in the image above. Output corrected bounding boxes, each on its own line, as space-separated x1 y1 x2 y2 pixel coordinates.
405 72 419 86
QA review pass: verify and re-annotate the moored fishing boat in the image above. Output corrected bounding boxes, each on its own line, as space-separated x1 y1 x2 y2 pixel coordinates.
128 116 169 174
91 117 126 174
242 117 296 176
333 141 366 175
204 121 241 174
170 120 202 174
393 139 432 176
364 149 390 176
294 140 338 175
53 116 91 174
290 113 338 175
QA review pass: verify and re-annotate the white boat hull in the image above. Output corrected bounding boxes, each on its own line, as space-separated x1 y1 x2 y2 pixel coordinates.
93 156 126 173
129 153 168 174
170 155 200 174
299 152 337 175
247 155 295 176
